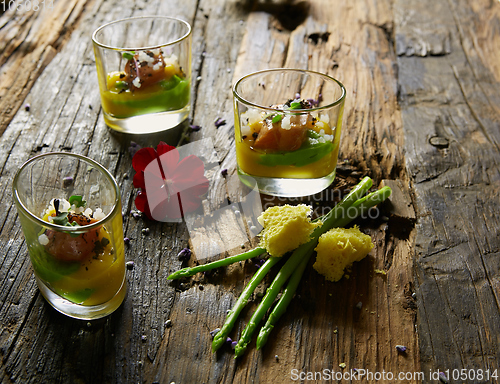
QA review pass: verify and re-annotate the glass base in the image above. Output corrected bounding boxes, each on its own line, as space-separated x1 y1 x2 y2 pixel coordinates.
35 275 127 320
103 106 190 134
237 167 336 197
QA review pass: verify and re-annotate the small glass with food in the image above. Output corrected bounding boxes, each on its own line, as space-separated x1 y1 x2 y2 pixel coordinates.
92 16 191 134
12 153 126 320
233 69 346 197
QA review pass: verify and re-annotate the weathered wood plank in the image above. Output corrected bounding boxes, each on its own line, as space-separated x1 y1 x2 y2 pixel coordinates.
396 0 500 378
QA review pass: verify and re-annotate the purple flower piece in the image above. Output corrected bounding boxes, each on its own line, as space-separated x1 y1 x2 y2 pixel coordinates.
294 93 301 100
128 141 142 157
439 372 449 384
231 341 238 349
209 328 220 338
307 98 319 107
214 117 226 128
189 124 202 132
177 248 192 261
395 345 407 353
225 337 232 344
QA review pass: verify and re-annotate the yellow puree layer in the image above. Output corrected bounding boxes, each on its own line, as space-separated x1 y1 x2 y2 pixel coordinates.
42 211 125 306
235 119 339 178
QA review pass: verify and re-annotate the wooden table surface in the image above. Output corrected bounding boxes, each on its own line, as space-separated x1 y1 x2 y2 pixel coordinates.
1 0 499 383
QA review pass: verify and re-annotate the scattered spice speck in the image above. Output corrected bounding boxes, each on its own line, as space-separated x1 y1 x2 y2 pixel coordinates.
355 301 363 310
275 355 279 362
24 103 30 111
128 141 142 157
165 319 172 328
339 363 346 369
126 261 135 270
439 372 449 384
209 328 220 338
123 173 129 180
395 345 407 353
374 269 387 275
142 228 150 235
177 248 191 261
63 176 74 187
214 117 226 128
189 124 202 131
124 237 130 245
141 335 147 342
221 168 228 177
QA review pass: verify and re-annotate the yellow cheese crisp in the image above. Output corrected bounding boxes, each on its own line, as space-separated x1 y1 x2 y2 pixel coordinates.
257 204 321 257
313 225 374 282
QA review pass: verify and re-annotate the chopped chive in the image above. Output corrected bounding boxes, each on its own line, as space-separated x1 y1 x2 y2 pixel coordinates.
272 114 283 123
115 81 128 89
122 51 135 60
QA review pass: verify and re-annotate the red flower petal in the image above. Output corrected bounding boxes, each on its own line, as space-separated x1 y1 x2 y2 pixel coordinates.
132 147 159 173
158 147 180 177
150 193 183 220
156 142 176 156
133 171 145 189
134 191 153 219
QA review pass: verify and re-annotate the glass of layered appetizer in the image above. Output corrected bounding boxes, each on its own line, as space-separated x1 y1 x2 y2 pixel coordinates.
233 69 346 197
12 153 126 320
92 16 191 134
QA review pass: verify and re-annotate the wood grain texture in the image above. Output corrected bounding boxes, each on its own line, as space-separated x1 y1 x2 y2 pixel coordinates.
396 0 500 379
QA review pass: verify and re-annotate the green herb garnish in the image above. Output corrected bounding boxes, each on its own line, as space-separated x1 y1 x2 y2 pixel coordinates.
290 101 302 110
52 212 69 226
69 195 86 208
122 51 135 60
272 114 283 124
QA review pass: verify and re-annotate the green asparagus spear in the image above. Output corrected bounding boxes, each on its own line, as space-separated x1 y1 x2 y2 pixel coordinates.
211 256 281 352
254 185 392 350
256 252 309 350
233 177 374 357
167 247 266 280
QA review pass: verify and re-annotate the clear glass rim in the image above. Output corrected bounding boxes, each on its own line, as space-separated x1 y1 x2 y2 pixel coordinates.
91 15 192 51
12 152 121 233
232 68 346 112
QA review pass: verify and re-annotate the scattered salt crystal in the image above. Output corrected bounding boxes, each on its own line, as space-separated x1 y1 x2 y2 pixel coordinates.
132 77 142 88
281 115 291 130
93 208 105 221
38 234 49 246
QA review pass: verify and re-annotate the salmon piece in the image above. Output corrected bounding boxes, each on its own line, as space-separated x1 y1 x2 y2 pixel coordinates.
124 51 166 89
253 120 280 151
253 114 310 152
45 214 100 262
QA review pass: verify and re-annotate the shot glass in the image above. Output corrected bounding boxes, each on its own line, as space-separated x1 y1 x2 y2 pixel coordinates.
92 16 192 134
233 68 346 197
12 153 126 320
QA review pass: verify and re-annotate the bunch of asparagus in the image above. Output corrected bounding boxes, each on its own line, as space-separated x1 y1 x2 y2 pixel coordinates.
167 177 391 357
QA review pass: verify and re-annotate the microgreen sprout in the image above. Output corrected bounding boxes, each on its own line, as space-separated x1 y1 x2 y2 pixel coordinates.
122 51 135 60
272 114 283 124
69 195 86 208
